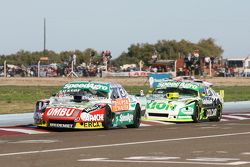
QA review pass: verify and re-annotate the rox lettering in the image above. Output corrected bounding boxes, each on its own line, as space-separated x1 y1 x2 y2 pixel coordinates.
46 108 76 117
63 83 109 92
147 102 177 110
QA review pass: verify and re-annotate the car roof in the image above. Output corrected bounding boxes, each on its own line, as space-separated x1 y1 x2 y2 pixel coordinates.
60 81 123 94
157 80 206 91
67 81 122 88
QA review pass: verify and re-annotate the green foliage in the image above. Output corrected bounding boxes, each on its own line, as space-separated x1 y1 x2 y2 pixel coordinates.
112 38 223 67
0 48 97 66
0 38 223 69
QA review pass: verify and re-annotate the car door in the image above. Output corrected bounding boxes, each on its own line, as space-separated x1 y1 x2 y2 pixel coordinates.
200 87 214 109
111 87 129 112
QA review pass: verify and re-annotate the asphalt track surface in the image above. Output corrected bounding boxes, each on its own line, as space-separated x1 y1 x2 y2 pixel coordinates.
0 118 250 167
1 102 250 167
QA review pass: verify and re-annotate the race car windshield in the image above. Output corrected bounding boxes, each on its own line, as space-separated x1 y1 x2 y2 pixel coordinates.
62 89 108 99
75 89 108 98
153 88 198 97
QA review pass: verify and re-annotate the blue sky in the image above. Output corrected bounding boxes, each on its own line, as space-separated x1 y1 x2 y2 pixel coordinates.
0 0 249 58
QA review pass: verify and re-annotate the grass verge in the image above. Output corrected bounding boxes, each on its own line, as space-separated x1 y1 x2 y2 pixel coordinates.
0 85 249 114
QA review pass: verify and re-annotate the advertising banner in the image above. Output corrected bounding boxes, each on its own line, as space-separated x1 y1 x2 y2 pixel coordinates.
148 73 171 88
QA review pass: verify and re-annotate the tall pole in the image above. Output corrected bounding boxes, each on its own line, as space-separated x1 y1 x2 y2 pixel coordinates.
4 60 6 77
44 18 46 56
38 61 40 78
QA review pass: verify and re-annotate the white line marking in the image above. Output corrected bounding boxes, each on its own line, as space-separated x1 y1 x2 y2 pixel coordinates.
186 157 239 162
124 156 180 160
231 114 250 116
148 121 175 125
78 158 250 166
9 140 58 144
0 128 49 134
222 115 249 120
140 123 151 127
0 131 250 157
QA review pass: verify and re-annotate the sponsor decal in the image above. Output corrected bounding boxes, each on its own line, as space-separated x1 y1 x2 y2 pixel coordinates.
178 82 198 90
84 105 101 113
158 82 179 88
177 116 192 119
180 107 194 114
62 82 109 92
202 99 213 105
119 113 133 123
80 113 104 121
46 108 76 117
157 81 199 91
49 123 73 128
147 102 177 110
111 98 129 112
83 122 103 128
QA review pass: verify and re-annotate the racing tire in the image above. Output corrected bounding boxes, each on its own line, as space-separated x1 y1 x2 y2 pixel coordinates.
102 105 113 130
209 104 222 122
127 104 141 128
192 102 200 123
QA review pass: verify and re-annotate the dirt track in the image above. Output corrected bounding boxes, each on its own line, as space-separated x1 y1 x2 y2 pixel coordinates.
1 77 250 86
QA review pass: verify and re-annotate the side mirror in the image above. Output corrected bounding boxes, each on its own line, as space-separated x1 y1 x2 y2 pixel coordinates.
219 90 224 98
148 90 153 94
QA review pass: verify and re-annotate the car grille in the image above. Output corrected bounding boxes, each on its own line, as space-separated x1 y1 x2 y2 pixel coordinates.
148 113 169 117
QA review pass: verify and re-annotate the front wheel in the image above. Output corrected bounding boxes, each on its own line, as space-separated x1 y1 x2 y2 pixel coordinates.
192 102 200 123
102 105 113 130
127 104 141 128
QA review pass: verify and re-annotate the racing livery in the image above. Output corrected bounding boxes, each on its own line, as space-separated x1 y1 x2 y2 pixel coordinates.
143 80 224 122
34 81 146 129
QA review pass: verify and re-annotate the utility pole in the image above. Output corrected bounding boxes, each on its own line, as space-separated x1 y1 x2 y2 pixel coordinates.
43 18 46 56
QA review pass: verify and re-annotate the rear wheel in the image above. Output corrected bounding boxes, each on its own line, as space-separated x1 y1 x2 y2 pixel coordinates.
127 104 141 128
103 105 112 130
209 104 222 122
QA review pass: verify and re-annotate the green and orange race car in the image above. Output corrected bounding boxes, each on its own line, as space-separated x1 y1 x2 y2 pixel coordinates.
34 81 146 129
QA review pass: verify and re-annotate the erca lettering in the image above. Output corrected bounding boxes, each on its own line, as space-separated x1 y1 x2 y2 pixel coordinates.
83 122 103 128
47 108 75 117
80 113 104 121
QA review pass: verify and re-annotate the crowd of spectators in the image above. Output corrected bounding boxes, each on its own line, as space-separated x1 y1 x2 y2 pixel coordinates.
0 64 101 77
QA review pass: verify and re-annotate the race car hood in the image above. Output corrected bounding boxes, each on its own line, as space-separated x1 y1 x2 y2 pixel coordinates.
42 98 109 120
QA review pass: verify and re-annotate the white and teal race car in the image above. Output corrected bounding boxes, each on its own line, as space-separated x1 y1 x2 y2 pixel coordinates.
143 80 224 122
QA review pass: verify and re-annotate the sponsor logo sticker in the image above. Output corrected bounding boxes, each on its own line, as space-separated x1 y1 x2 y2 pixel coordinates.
46 108 76 117
111 98 129 112
80 113 104 121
